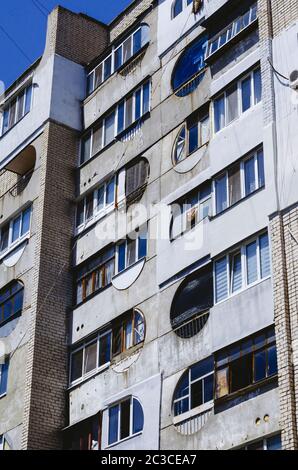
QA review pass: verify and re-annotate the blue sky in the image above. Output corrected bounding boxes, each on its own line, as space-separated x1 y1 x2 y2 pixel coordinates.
0 0 132 90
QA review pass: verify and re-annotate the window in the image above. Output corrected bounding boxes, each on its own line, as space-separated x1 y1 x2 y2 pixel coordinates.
206 3 258 59
81 81 151 164
172 0 193 19
170 265 213 338
87 24 150 94
108 397 144 445
112 309 145 358
213 66 261 133
239 434 282 450
0 281 24 326
214 148 265 215
172 113 210 165
173 356 214 417
1 84 33 136
172 36 207 95
76 178 116 229
117 226 147 274
214 232 270 303
215 327 277 400
70 330 112 384
0 206 31 255
66 413 102 450
0 358 9 397
75 247 115 305
171 182 211 240
125 158 149 201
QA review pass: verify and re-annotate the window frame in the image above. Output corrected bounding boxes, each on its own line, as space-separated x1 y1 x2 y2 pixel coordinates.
213 66 261 134
80 81 151 165
1 84 33 137
87 24 150 95
172 113 210 166
0 206 32 257
213 148 265 216
214 231 271 304
107 396 144 446
0 281 24 326
116 227 148 274
112 309 145 359
171 0 193 19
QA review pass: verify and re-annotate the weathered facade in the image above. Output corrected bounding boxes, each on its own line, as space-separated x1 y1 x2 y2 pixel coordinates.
0 0 297 450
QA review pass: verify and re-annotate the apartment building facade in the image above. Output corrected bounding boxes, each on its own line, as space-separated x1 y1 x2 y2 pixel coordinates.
0 0 297 450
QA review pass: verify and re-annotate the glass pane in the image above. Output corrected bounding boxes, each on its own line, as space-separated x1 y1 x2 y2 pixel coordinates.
229 163 241 205
231 252 242 293
12 216 21 242
251 3 258 22
246 241 258 284
214 95 225 132
215 174 228 213
260 233 270 278
215 257 228 302
106 179 115 206
244 157 256 195
104 56 112 80
124 319 133 350
243 10 250 28
230 355 252 392
125 95 134 127
0 361 9 395
215 367 229 398
141 24 150 47
108 405 119 445
21 207 31 236
24 86 32 114
173 0 183 17
120 399 131 440
84 341 97 374
257 149 265 188
254 68 262 104
133 398 144 434
123 36 132 62
76 280 83 304
87 72 94 94
99 332 111 367
96 185 105 212
71 349 83 382
204 374 214 403
105 258 115 285
112 325 122 356
85 193 94 221
254 349 267 382
2 109 9 134
76 200 85 226
133 29 142 54
92 123 103 155
4 300 12 321
9 99 17 128
127 238 136 267
267 434 281 450
135 89 142 121
118 242 126 272
191 356 213 381
142 82 150 115
13 289 23 314
242 76 252 112
134 311 145 344
17 91 25 121
200 115 209 145
138 228 147 260
172 36 206 90
117 101 125 134
0 224 9 252
85 274 93 298
114 46 123 71
95 64 103 88
175 126 186 163
191 380 203 409
200 198 211 220
174 397 189 416
175 373 189 400
81 133 91 164
104 112 115 146
267 345 278 376
226 83 239 124
188 124 198 153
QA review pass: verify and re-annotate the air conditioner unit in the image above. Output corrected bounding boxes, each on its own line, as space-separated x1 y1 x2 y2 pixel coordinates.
289 70 298 90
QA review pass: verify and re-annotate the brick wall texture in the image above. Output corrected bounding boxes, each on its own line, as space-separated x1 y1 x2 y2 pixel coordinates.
110 0 154 42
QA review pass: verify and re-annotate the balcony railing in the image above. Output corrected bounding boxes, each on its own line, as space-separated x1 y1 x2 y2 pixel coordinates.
174 69 206 97
174 405 213 435
173 310 210 338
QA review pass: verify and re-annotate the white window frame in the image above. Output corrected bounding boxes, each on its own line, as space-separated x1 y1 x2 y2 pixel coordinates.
1 84 33 137
116 228 147 274
107 396 143 446
0 206 32 258
213 66 261 134
87 25 148 95
213 148 265 215
171 0 193 20
214 231 271 304
69 329 112 386
206 3 258 59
